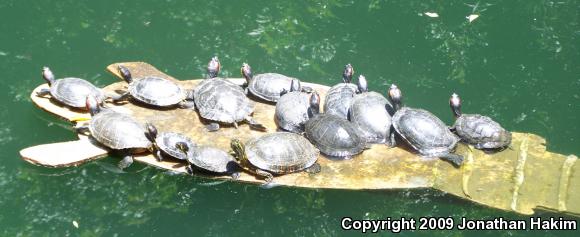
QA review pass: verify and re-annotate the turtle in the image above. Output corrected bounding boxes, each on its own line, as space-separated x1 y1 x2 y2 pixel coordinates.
77 95 152 169
387 84 463 167
323 64 358 119
193 57 266 132
36 67 106 109
241 63 313 102
144 123 197 161
305 92 366 158
112 65 194 108
449 93 512 150
230 132 320 183
274 79 315 133
348 75 395 145
173 141 241 179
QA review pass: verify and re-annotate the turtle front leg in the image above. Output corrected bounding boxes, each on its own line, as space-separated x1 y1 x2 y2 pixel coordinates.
304 162 321 174
387 131 397 148
245 117 267 132
178 100 195 109
439 153 464 168
154 149 164 162
230 172 241 180
75 125 90 135
206 123 220 132
111 91 130 103
117 150 134 169
36 88 51 97
301 86 314 93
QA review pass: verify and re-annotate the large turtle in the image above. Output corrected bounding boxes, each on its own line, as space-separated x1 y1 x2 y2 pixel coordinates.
305 93 366 158
230 132 320 183
275 79 315 133
144 123 196 161
388 84 463 167
36 67 106 109
449 93 512 150
112 65 194 108
348 75 395 145
193 57 266 131
173 142 241 179
241 63 312 102
77 95 152 169
323 64 358 119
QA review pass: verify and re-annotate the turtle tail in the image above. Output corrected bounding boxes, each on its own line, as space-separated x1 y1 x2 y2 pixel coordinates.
440 153 464 168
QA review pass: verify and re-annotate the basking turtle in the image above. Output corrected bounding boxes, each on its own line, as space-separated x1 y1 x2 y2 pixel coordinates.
348 75 395 145
193 57 266 131
305 92 366 158
388 84 463 167
323 64 358 119
173 142 240 179
241 63 312 102
449 93 512 150
77 95 151 169
275 79 315 133
230 132 320 182
112 65 194 108
36 67 105 109
144 123 196 161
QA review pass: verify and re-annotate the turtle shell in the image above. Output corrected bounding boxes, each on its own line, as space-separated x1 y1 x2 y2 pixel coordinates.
323 82 358 119
305 114 366 157
50 78 105 108
128 76 186 107
155 132 196 160
245 132 319 174
248 73 296 102
454 114 512 149
193 78 254 123
188 146 237 173
392 107 459 157
348 91 394 144
89 110 151 150
275 91 310 133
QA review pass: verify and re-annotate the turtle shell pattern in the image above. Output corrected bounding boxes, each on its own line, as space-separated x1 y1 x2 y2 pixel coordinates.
275 91 311 133
128 76 186 106
89 110 151 150
454 114 512 149
155 132 197 160
305 114 366 157
193 78 254 123
188 146 236 173
50 78 105 108
349 91 394 144
248 73 296 102
323 83 358 119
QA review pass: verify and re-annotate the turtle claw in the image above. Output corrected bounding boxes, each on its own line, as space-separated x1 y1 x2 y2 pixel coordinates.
36 89 51 97
305 163 321 174
206 123 220 132
230 172 241 180
185 165 194 175
118 155 134 170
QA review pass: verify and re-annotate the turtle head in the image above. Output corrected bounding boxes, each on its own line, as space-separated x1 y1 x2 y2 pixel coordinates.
175 141 189 155
42 66 55 86
117 65 133 83
207 56 221 78
342 64 354 83
388 84 402 111
307 91 321 118
85 94 101 116
144 122 158 143
357 75 368 93
230 138 247 162
241 63 252 83
450 93 462 118
290 79 301 92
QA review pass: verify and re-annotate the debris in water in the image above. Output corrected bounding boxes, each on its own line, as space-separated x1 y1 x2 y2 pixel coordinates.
72 220 79 228
424 12 439 18
467 14 479 23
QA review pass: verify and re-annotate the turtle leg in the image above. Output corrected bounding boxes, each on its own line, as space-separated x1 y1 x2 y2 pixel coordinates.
111 91 130 103
439 153 464 168
304 162 321 174
36 88 51 97
75 125 90 135
154 150 164 162
301 86 314 93
255 169 274 183
387 131 397 148
185 164 195 175
230 172 241 180
117 150 134 169
206 123 220 132
178 101 195 109
245 117 267 131
233 122 239 129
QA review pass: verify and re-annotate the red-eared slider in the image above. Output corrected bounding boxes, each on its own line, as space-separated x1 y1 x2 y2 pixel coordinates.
230 132 320 182
323 64 358 119
77 95 152 169
193 57 266 131
274 79 315 133
241 63 312 102
348 75 395 145
449 93 512 150
36 67 105 109
144 123 196 161
305 93 366 158
388 85 463 167
174 142 240 179
112 65 194 108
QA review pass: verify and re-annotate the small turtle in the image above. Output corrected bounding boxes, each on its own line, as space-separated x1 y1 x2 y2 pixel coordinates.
241 63 312 102
144 123 196 161
449 93 512 150
112 65 194 108
193 57 266 131
230 132 320 182
305 92 366 158
36 67 106 109
275 79 315 133
388 84 463 167
77 95 152 169
323 64 358 119
174 142 241 179
348 75 395 145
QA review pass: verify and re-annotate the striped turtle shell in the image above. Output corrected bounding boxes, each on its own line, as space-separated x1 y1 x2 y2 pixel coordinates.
193 78 254 123
89 110 151 149
305 114 365 157
50 78 105 108
128 76 186 107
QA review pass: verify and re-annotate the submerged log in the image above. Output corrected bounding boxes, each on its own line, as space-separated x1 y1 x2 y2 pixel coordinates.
21 62 579 216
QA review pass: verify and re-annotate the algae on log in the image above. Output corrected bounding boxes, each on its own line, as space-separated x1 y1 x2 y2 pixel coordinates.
21 62 579 216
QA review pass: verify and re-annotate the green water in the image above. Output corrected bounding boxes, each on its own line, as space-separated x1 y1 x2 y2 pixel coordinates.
0 0 578 236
